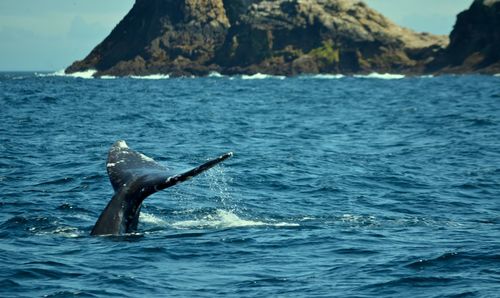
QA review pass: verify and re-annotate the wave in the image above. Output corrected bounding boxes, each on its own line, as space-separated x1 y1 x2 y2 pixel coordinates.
241 73 286 80
36 69 97 79
33 71 416 80
36 71 170 80
31 72 498 81
306 74 345 79
208 71 224 78
354 72 405 80
129 74 170 80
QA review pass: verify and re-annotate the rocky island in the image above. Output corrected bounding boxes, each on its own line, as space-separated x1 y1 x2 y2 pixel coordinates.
66 0 500 77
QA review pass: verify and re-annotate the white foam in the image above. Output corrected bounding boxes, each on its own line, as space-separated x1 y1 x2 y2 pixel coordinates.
100 75 116 80
172 210 299 229
494 74 500 77
34 226 81 238
11 75 29 80
62 69 97 79
308 74 345 79
339 214 377 225
52 227 80 238
35 70 62 77
241 73 286 80
64 69 97 79
130 74 170 80
36 69 97 79
273 222 300 227
140 213 168 225
354 73 405 80
208 71 224 78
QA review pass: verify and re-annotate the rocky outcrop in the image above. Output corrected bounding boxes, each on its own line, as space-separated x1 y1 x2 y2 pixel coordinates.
428 0 500 74
66 0 448 76
66 0 230 76
214 0 447 75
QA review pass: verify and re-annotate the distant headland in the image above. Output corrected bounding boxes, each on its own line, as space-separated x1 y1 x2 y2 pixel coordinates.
65 0 500 77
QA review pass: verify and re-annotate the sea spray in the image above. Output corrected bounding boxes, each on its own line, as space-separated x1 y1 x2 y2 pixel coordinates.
205 163 234 209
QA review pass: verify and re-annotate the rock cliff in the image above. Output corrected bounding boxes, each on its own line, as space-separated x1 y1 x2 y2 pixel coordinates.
428 0 500 74
67 0 449 76
66 0 230 76
215 0 446 75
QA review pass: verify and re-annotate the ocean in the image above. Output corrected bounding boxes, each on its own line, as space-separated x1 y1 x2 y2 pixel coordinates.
1 72 499 297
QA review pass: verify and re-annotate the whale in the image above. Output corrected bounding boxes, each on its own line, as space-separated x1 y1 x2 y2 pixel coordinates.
91 140 233 236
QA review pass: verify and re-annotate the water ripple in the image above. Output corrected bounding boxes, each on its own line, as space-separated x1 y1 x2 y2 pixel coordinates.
0 73 499 297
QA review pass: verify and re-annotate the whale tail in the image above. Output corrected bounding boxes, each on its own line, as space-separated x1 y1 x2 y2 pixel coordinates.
106 140 233 193
91 140 233 236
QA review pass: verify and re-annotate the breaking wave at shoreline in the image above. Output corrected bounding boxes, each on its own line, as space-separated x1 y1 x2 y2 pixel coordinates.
31 70 500 81
354 72 406 79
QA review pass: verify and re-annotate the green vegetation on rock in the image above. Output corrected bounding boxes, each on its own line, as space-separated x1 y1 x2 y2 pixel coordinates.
308 40 340 66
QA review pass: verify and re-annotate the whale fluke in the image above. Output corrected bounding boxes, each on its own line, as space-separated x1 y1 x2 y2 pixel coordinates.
91 140 233 236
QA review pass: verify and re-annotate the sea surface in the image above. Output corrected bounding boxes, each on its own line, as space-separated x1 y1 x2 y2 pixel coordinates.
1 71 499 297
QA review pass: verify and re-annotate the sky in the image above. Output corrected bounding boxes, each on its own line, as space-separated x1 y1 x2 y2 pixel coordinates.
0 0 473 71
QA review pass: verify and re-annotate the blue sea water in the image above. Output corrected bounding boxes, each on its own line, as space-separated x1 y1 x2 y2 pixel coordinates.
0 72 499 297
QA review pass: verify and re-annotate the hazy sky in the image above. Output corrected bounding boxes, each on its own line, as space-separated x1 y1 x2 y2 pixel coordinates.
0 0 472 71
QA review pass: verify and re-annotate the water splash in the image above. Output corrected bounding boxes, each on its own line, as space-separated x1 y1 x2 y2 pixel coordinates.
139 212 168 225
205 163 233 208
172 209 298 229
